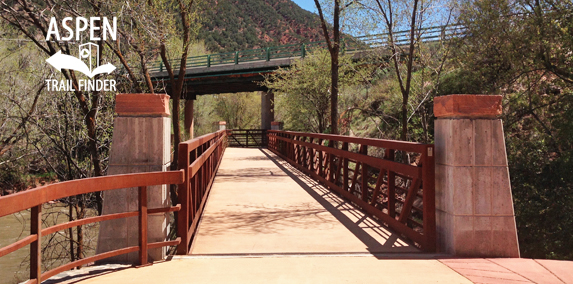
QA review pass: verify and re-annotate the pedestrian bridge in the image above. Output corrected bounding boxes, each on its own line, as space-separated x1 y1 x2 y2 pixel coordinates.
1 129 572 284
0 129 439 283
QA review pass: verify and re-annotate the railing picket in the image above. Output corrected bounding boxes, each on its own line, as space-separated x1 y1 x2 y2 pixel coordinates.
308 138 313 171
422 145 436 251
335 149 344 187
138 186 148 265
387 149 396 218
342 142 349 191
318 139 323 176
177 143 190 255
301 137 307 168
30 204 41 283
398 178 422 223
361 145 368 201
370 169 386 205
350 161 361 194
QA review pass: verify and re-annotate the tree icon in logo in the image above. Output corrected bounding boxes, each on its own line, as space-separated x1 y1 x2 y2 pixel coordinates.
79 43 98 73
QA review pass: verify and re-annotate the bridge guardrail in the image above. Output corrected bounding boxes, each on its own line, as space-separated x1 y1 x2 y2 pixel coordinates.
227 129 267 148
176 130 227 254
267 130 436 252
0 170 185 283
149 24 465 74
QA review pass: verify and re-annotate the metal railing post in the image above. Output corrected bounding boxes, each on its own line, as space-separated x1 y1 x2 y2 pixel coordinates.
176 143 190 255
360 145 368 201
159 62 164 72
207 55 211 67
301 43 306 58
266 47 270 61
30 205 41 283
235 51 239 65
138 186 148 265
387 149 396 218
422 145 436 252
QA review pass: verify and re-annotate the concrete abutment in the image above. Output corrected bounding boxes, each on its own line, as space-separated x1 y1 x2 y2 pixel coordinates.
433 94 520 257
96 94 172 264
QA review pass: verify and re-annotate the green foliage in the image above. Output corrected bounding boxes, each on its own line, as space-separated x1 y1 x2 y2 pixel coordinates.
193 93 261 137
450 0 573 259
437 69 487 95
263 49 371 133
213 93 261 130
193 95 218 137
506 93 573 259
455 0 573 92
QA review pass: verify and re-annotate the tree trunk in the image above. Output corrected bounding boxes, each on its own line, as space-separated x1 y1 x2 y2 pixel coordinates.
401 95 408 141
331 55 339 135
314 0 341 135
171 95 182 172
85 110 103 215
68 202 75 264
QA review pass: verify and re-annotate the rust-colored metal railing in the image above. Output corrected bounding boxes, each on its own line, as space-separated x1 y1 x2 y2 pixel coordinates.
0 170 184 284
176 130 227 254
0 129 229 282
267 130 436 252
227 129 267 148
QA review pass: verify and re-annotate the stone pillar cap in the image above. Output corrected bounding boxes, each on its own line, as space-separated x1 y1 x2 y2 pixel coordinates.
219 121 226 125
434 94 502 119
271 121 282 125
116 93 170 117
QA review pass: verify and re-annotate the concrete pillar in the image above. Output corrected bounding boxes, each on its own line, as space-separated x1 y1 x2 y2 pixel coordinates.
218 121 226 131
184 99 194 140
97 94 171 264
271 121 283 130
434 94 519 257
261 90 274 130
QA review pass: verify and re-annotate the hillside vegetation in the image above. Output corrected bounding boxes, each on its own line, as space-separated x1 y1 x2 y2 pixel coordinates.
198 0 324 52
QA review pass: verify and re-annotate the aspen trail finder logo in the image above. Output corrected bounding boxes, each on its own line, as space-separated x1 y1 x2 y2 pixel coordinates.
44 17 117 92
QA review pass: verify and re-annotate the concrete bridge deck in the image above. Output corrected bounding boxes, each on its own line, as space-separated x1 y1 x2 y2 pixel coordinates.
45 148 573 284
190 147 419 255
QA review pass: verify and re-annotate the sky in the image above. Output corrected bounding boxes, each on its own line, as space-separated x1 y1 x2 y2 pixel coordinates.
291 0 318 14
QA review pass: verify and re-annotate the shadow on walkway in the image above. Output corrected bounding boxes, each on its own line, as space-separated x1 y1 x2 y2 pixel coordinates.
257 148 420 255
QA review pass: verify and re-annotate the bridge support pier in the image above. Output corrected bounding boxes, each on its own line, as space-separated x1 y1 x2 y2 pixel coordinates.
96 94 172 264
185 99 194 139
434 95 520 257
261 90 274 130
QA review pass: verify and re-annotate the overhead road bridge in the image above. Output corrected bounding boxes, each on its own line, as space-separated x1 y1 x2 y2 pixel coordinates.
148 25 466 131
148 24 466 100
